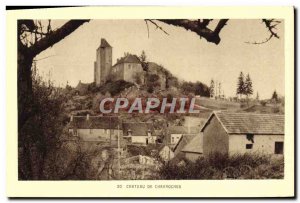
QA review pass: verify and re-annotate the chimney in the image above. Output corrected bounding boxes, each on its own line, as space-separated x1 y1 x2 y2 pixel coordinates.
86 114 90 120
70 115 73 122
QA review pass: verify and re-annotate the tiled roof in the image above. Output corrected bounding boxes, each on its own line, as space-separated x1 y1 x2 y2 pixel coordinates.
69 116 120 129
181 135 203 154
173 134 196 155
168 126 200 134
99 38 112 48
113 54 141 66
201 111 284 135
122 122 156 136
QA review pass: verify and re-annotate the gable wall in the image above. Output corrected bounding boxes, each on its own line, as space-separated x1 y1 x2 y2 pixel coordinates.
203 116 229 156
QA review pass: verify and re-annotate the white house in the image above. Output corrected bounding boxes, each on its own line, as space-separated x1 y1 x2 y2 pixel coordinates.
122 122 157 145
200 111 284 156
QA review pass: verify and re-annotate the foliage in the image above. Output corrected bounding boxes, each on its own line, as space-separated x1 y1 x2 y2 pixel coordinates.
88 80 134 96
209 79 215 97
244 74 253 97
158 153 284 180
146 73 161 93
272 90 279 102
236 72 245 96
181 81 210 97
260 100 267 106
237 72 253 99
19 73 67 179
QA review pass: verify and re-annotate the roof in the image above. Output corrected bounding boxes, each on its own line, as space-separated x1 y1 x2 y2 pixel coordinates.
75 80 90 92
99 38 112 48
173 134 196 155
122 122 156 136
181 135 203 154
168 126 200 134
113 54 141 66
200 111 284 135
69 116 120 129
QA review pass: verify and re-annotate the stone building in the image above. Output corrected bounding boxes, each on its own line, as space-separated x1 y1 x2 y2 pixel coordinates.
68 115 123 143
200 111 284 156
122 122 157 145
111 54 144 84
94 38 167 89
94 38 113 86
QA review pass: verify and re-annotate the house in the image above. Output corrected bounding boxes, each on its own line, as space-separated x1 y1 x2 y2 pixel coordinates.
181 135 203 162
122 122 157 145
111 54 144 84
68 115 123 142
167 126 200 148
200 111 284 156
74 80 90 95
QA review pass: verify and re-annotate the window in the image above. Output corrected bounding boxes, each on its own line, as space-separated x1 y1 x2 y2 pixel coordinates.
275 142 284 154
246 144 253 149
171 137 175 143
246 134 254 143
127 129 132 136
90 129 93 134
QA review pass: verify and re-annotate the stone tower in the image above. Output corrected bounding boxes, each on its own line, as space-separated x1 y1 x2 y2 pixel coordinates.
94 38 112 86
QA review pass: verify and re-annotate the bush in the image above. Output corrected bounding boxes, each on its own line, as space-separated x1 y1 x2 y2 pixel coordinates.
260 100 267 106
158 153 283 180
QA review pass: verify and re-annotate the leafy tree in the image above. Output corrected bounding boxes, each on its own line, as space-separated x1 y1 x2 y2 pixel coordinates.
146 74 160 93
244 73 253 97
236 72 245 98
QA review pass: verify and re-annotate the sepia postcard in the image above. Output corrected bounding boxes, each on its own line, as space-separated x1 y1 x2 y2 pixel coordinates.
6 6 294 198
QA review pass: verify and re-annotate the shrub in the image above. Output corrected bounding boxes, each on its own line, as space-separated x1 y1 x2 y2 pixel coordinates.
158 153 283 180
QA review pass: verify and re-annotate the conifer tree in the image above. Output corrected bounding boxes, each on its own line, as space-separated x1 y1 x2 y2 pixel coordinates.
236 72 245 98
244 73 253 98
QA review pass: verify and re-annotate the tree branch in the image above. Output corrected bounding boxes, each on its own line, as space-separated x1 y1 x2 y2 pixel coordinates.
157 19 229 44
245 19 281 45
29 20 90 57
145 19 169 35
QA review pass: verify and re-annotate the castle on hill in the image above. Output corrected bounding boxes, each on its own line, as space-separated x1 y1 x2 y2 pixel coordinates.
94 38 166 90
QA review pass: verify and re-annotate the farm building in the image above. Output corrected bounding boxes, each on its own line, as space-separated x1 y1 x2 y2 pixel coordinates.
181 135 203 162
122 122 157 145
200 111 284 156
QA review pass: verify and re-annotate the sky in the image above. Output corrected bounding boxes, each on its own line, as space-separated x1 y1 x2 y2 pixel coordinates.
35 19 284 99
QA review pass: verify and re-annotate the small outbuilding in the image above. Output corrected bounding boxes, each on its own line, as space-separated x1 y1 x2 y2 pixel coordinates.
200 111 284 156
